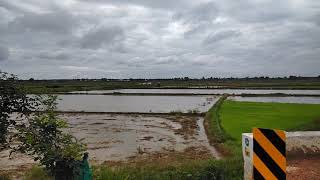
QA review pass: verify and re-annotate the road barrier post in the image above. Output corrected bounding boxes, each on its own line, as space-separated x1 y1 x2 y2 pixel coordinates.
243 128 286 180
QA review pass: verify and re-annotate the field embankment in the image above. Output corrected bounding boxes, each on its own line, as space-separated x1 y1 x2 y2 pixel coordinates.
55 92 320 97
18 78 320 94
204 95 229 145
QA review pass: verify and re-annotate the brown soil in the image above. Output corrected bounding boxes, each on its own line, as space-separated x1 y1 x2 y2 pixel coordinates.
203 114 230 158
1 114 218 178
101 145 213 168
171 116 198 139
287 156 320 180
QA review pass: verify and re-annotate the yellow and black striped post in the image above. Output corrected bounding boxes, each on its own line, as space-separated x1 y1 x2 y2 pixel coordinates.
253 128 286 180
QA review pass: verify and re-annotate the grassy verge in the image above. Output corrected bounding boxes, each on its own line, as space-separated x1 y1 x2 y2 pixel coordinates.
204 95 229 144
93 158 242 180
204 95 244 161
220 101 320 143
23 166 52 180
18 158 243 180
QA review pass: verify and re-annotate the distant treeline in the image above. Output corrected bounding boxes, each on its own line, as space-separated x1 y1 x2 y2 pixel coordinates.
8 74 320 94
23 75 320 82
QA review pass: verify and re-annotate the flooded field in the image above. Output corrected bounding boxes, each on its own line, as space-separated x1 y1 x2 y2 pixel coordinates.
228 96 320 104
56 95 218 113
4 91 319 177
70 88 320 95
0 114 218 173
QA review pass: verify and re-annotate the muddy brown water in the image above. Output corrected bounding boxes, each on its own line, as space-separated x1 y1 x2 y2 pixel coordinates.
0 114 219 172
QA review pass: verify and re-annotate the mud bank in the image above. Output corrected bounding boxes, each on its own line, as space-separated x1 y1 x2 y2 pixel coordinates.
0 114 218 174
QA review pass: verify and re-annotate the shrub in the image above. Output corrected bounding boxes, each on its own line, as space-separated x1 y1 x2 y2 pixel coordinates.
16 95 86 178
0 71 36 146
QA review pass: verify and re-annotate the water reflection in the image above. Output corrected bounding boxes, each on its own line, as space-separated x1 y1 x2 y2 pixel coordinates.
228 96 320 104
57 95 219 113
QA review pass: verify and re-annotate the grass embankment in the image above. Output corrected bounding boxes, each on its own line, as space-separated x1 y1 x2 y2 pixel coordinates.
204 95 229 145
220 101 320 143
204 95 242 156
93 158 242 180
0 158 242 180
18 78 320 94
1 153 243 180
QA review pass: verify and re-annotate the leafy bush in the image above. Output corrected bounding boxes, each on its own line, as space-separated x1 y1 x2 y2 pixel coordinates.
0 71 36 146
16 95 86 178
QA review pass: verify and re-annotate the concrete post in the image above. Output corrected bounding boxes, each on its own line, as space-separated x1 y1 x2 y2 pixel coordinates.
242 131 320 179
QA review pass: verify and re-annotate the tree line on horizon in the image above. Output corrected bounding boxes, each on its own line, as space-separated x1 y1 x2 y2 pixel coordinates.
20 75 320 81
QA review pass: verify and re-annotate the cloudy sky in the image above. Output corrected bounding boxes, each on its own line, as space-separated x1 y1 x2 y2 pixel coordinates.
0 0 319 79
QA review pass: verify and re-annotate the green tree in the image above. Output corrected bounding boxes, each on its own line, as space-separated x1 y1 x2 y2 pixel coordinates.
16 95 86 178
0 71 36 147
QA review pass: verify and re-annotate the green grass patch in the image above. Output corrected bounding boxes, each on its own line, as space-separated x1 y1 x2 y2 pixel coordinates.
23 166 52 180
19 159 243 180
94 158 243 180
205 95 230 144
220 100 320 143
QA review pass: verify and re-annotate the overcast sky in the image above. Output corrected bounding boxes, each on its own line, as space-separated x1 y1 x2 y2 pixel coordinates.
0 0 319 79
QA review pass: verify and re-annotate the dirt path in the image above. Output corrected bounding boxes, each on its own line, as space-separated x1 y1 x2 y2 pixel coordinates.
287 156 320 179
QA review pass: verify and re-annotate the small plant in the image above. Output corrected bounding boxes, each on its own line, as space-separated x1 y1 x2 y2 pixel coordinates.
23 166 52 180
0 71 37 147
137 146 144 154
169 110 183 115
16 95 86 178
187 109 200 114
0 173 11 180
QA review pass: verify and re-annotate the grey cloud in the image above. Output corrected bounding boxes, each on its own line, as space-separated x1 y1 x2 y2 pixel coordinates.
80 26 125 49
8 11 76 34
173 2 220 38
36 51 69 60
1 0 320 79
203 30 241 45
174 2 219 23
0 1 30 14
154 56 181 65
0 46 9 61
310 14 320 26
216 0 294 23
78 0 195 10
